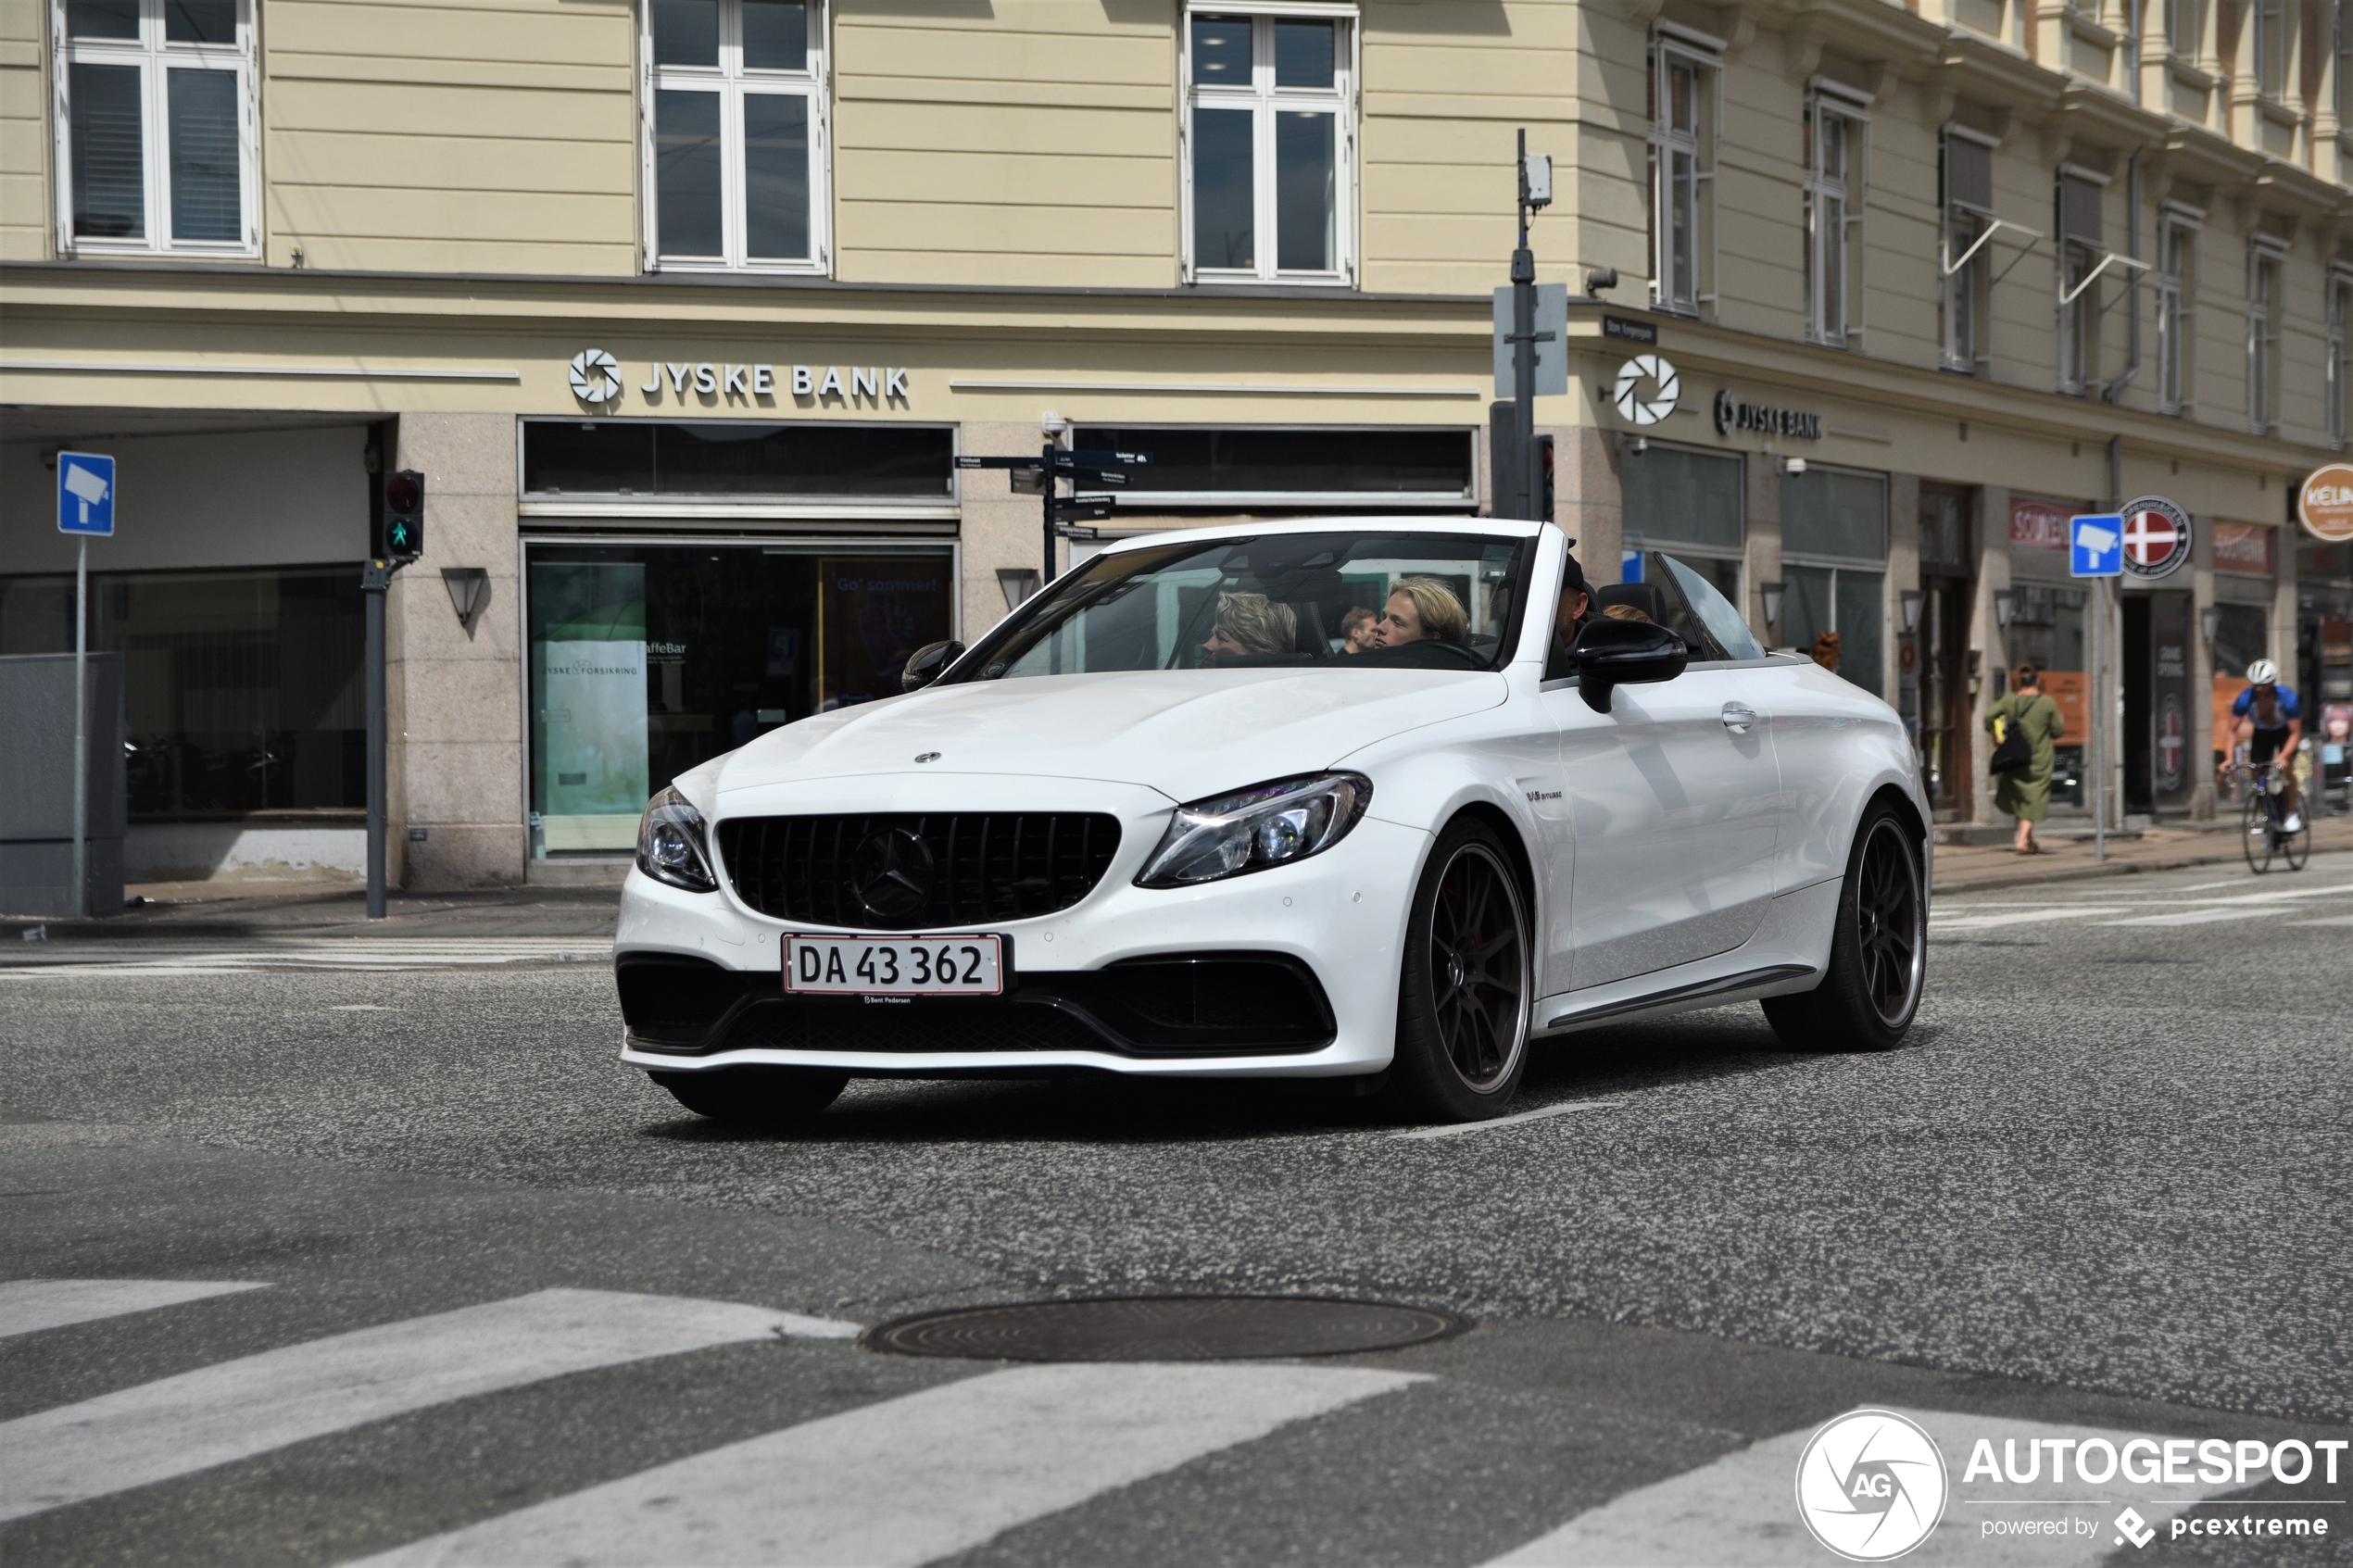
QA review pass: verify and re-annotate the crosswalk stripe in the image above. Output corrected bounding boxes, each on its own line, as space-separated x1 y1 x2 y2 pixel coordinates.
0 1287 855 1523
1930 908 2128 933
353 1361 1420 1568
0 1279 267 1340
1482 1407 2234 1566
2095 908 2297 927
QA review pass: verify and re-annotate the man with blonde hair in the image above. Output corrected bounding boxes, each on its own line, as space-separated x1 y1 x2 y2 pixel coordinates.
1374 577 1468 646
1201 591 1298 664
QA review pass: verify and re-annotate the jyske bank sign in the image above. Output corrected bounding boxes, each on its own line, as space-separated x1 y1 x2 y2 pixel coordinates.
568 349 911 408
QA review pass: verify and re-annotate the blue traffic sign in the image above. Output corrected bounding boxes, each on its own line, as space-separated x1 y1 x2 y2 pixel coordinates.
57 451 115 536
2070 512 2121 578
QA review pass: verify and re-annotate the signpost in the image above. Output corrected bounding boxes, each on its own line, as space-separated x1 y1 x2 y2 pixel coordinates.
1498 129 1554 521
958 445 1152 585
2070 511 2123 865
57 452 115 921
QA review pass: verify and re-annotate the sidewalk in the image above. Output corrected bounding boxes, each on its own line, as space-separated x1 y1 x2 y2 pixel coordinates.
1931 810 2353 895
3 882 623 941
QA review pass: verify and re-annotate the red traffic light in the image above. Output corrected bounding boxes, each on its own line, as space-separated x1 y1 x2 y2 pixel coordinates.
384 473 422 514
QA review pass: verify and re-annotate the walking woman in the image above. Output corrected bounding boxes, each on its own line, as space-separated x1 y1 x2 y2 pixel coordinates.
1987 664 2064 854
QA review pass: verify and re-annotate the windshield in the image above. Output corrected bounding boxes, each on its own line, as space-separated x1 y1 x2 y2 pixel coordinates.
961 531 1533 681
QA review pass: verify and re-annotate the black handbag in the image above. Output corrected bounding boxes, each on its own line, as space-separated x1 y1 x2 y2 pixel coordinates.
1989 698 2034 775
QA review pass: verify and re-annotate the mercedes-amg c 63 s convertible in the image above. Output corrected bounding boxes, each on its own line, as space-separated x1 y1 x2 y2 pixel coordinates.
616 518 1930 1123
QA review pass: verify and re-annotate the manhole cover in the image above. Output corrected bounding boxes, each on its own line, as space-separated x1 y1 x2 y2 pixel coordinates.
864 1296 1466 1361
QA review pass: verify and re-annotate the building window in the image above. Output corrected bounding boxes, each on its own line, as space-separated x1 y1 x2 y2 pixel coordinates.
1780 466 1888 697
1069 426 1473 507
2169 0 2204 56
2252 0 2287 97
1940 129 1996 372
2057 169 2107 395
1182 8 1355 286
521 420 954 498
1805 89 1867 348
2330 272 2352 450
642 0 828 273
1649 28 1719 316
1619 443 1744 625
2248 241 2284 435
52 0 257 257
2157 210 2198 415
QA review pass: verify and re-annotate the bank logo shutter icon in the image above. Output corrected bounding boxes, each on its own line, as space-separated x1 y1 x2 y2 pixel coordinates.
1612 354 1680 425
570 348 623 406
1793 1409 1948 1562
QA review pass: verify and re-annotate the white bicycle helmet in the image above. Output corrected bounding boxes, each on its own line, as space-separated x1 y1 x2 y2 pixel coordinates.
2246 658 2280 685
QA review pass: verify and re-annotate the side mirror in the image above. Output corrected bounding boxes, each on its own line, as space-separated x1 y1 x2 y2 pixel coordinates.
900 639 964 693
1570 619 1687 713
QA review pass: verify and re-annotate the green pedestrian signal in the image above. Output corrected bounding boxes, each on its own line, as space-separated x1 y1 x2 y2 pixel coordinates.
377 470 424 563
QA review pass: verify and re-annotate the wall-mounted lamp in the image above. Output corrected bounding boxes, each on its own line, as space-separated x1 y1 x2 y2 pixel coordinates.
997 567 1041 610
1992 588 2017 629
1583 266 1618 298
441 567 489 636
1900 589 1925 634
2200 603 2221 646
1758 580 1786 631
1782 457 1807 476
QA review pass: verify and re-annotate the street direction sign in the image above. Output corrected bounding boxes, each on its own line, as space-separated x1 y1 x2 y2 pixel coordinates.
1059 495 1117 523
956 456 1047 470
2118 495 2193 580
1064 467 1131 488
1060 449 1151 468
2070 513 2122 578
57 451 115 536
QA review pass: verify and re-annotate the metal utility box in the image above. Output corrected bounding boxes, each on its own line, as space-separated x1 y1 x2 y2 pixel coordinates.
0 653 127 918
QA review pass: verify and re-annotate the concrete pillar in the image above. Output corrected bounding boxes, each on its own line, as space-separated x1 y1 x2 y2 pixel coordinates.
1971 485 2014 827
958 420 1054 647
1554 425 1617 583
1887 470 1921 714
391 413 525 889
1744 452 1781 647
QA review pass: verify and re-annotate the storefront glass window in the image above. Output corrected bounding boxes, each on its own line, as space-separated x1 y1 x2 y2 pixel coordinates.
526 544 952 856
522 420 954 498
1073 427 1474 502
1620 444 1742 552
0 567 364 815
1781 467 1886 559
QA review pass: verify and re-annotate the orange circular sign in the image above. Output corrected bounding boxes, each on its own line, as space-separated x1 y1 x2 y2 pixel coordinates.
2298 463 2353 543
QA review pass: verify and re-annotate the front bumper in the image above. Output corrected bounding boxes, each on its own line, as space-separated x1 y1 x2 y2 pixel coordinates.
614 787 1428 1080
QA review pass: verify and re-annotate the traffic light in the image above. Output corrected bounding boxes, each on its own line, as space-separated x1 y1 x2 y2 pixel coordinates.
377 470 424 562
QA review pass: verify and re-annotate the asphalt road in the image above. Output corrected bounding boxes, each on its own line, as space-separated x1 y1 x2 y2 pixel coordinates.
5 853 2350 1566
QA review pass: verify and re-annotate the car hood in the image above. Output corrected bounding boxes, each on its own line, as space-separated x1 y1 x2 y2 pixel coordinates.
714 668 1506 805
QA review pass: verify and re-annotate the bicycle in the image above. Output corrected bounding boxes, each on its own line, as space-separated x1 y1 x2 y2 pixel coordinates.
2238 759 2310 873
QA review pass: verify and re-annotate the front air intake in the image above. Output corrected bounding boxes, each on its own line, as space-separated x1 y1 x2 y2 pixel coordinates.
717 812 1122 931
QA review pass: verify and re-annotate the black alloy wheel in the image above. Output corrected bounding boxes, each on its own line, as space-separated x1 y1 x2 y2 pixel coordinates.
1762 805 1925 1053
651 1067 849 1127
1389 819 1532 1122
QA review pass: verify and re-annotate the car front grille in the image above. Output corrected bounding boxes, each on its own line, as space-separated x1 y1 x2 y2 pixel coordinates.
716 812 1123 931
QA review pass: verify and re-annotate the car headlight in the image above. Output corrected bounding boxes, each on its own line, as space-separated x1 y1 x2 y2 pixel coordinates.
1136 772 1372 888
636 786 717 893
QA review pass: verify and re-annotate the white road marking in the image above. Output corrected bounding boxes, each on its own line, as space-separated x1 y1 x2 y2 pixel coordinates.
0 1288 855 1523
1484 1406 2235 1566
0 1279 266 1340
1931 908 2128 933
1394 1100 1626 1141
2290 914 2353 926
0 938 611 976
355 1361 1418 1568
2095 908 2297 927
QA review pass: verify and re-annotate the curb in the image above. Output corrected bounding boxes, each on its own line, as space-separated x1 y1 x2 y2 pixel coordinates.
1936 843 2352 897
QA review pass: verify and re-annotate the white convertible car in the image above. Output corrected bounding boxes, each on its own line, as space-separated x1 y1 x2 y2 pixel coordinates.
617 518 1929 1123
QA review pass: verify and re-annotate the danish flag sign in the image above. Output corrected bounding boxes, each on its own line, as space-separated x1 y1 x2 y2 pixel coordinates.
2117 495 2193 580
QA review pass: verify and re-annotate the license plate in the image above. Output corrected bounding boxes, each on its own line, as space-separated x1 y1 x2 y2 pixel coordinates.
784 934 1005 997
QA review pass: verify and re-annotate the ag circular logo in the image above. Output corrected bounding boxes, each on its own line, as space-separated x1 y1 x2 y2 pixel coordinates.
1612 354 1680 425
1794 1409 1947 1562
569 348 623 406
2118 495 2193 580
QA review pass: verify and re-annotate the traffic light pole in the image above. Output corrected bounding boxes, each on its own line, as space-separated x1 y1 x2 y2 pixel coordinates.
364 559 391 920
1512 131 1538 525
1042 439 1058 583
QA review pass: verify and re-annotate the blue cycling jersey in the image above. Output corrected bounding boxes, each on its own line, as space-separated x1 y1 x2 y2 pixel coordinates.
2233 684 2301 729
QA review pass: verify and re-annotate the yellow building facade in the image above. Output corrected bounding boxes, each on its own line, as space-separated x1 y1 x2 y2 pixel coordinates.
2 0 2346 884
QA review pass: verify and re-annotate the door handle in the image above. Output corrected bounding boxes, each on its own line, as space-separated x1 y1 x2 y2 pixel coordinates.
1721 703 1758 734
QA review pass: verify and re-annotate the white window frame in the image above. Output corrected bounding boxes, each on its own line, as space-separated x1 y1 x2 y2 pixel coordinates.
1805 81 1869 349
2330 266 2353 449
1179 3 1358 287
2057 165 2109 396
2247 236 2285 435
1939 125 2009 373
639 0 831 275
1649 24 1721 317
50 0 260 259
2157 204 2200 416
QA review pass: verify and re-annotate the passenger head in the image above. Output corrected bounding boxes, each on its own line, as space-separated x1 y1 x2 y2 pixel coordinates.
1555 556 1592 649
1376 577 1467 646
1340 605 1378 654
2012 662 2040 692
1201 592 1298 663
1601 603 1653 623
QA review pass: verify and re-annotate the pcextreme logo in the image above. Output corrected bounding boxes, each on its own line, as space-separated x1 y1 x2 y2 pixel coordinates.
1795 1410 1949 1561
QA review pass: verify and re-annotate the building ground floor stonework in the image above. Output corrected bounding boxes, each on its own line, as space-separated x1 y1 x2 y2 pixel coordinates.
0 271 2332 888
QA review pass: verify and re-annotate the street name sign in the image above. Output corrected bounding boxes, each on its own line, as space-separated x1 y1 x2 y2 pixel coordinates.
2070 513 2122 578
57 452 115 535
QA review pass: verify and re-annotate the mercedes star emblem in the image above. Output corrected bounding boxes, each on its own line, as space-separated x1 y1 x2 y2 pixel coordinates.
850 827 935 923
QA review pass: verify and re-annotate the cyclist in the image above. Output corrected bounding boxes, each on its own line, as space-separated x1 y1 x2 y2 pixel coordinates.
2233 659 2305 834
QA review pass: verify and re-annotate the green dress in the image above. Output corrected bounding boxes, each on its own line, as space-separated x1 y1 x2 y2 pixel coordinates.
1988 691 2064 823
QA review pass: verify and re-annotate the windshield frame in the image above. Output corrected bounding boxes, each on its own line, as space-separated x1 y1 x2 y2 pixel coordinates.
939 524 1541 685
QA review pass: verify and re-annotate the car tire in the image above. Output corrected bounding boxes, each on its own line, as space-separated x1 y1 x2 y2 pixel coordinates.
1386 818 1533 1123
650 1067 849 1125
1762 804 1925 1053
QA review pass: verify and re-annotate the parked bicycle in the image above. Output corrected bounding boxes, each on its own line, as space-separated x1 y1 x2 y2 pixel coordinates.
2237 759 2311 873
